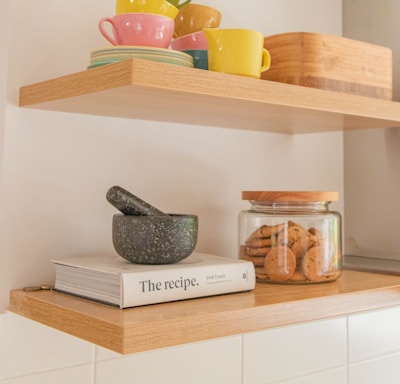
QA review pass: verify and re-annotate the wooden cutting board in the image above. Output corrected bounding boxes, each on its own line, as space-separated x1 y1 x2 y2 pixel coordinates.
262 32 392 100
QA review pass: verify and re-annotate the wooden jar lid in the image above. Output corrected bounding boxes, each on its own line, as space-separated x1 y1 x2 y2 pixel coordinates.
242 191 339 202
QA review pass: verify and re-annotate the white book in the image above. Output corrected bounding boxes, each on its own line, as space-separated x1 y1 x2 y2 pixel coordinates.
53 252 255 308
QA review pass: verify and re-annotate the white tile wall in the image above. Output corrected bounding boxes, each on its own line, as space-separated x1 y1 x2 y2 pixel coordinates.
0 365 94 384
278 367 347 384
0 313 94 380
349 352 400 384
347 307 400 384
348 306 400 362
2 307 400 383
95 337 242 384
242 318 347 384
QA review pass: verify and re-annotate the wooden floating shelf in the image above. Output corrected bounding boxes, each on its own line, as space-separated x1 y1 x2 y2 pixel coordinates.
8 270 400 354
19 58 400 134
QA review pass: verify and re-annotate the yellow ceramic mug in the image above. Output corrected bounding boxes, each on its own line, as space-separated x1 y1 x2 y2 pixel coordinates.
203 28 271 79
115 0 179 19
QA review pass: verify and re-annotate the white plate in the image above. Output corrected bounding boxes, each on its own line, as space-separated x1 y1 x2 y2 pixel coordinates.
87 56 193 69
90 46 192 61
91 51 192 64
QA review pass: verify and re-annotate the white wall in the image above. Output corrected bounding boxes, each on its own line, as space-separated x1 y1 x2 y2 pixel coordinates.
0 0 10 180
343 0 400 262
0 0 343 311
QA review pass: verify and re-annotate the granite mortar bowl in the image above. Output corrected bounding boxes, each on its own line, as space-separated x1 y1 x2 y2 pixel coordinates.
112 213 198 264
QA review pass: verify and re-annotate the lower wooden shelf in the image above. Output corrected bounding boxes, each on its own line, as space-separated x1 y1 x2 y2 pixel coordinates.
8 270 400 354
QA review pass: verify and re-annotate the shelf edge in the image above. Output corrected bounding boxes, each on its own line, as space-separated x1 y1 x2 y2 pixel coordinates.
8 270 400 354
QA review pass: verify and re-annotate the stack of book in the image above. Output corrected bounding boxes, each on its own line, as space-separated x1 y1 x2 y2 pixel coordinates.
53 252 255 308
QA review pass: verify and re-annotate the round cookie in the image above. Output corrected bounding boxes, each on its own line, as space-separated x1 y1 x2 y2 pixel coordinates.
246 246 270 257
307 227 324 248
264 246 296 282
287 225 307 247
247 255 266 267
256 275 269 282
291 236 309 262
302 246 327 282
289 269 307 282
254 266 268 281
246 223 286 243
276 224 307 247
245 236 273 248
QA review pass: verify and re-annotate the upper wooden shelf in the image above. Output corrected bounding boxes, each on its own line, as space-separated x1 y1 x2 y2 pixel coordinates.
19 58 400 134
8 270 400 354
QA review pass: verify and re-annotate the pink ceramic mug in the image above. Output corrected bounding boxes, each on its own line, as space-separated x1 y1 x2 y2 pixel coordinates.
98 13 174 48
170 31 208 51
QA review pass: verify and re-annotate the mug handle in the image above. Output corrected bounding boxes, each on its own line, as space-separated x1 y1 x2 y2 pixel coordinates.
98 17 118 46
260 48 271 73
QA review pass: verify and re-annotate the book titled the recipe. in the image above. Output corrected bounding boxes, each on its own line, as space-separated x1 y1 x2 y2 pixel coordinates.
52 252 255 308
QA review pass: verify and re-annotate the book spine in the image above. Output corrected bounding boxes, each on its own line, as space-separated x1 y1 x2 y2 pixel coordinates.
121 262 255 308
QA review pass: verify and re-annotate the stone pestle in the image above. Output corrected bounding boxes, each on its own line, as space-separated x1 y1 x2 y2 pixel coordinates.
106 185 168 216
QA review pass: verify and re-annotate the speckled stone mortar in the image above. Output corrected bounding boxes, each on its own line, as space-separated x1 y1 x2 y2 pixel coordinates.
112 214 198 264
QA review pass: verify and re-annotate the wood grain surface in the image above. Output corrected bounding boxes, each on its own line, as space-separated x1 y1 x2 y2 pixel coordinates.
8 270 400 354
19 58 400 134
262 32 392 100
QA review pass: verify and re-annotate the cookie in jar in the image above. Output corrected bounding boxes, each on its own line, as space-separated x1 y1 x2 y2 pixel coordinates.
239 191 342 284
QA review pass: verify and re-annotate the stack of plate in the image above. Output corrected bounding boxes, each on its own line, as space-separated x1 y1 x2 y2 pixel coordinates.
88 46 194 69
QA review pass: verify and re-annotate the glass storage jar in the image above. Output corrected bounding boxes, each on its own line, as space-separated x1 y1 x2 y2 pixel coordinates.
239 191 342 284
